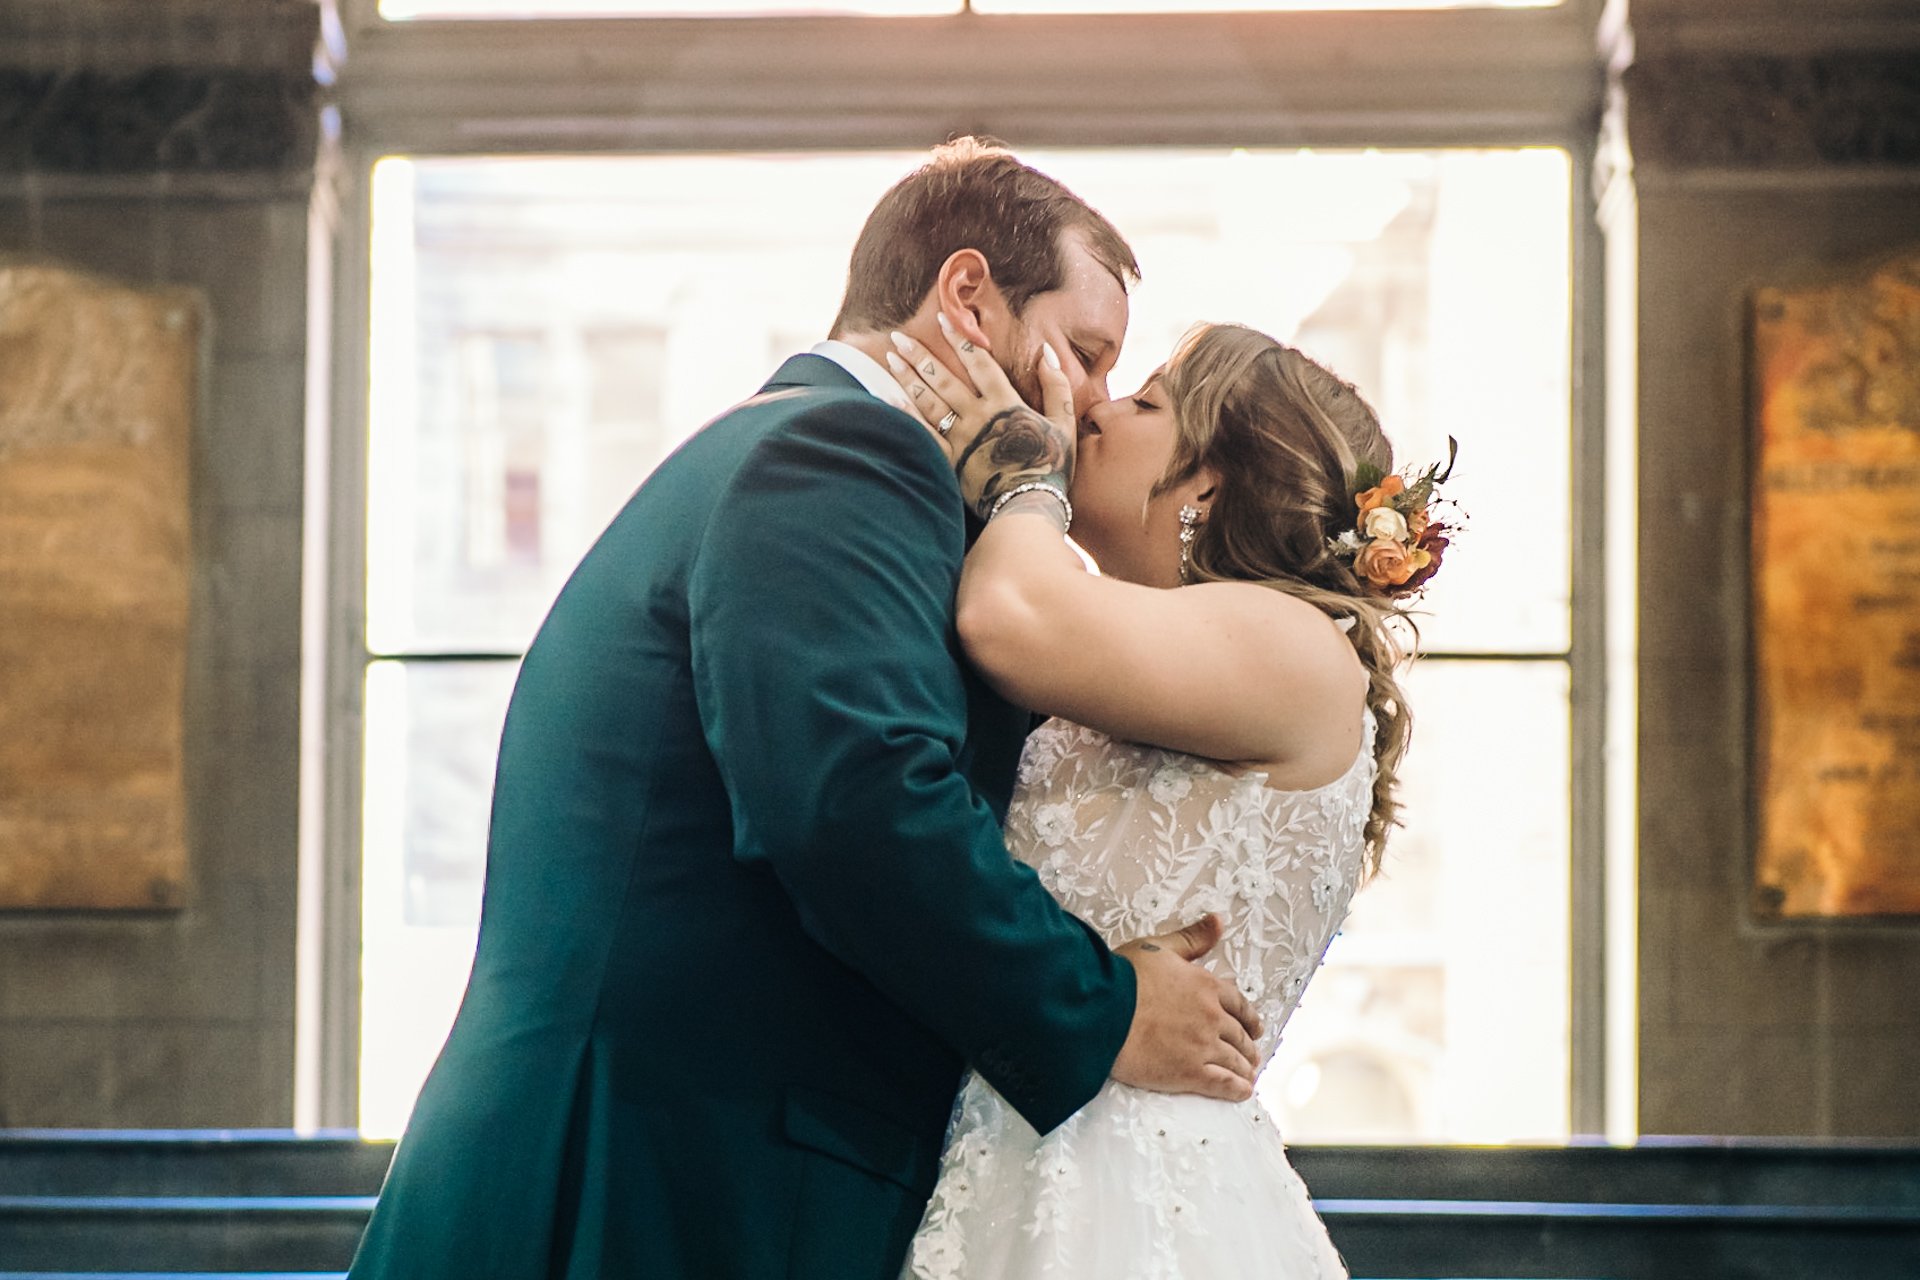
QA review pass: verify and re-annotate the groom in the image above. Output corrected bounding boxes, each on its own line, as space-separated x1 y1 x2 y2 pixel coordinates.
347 138 1262 1280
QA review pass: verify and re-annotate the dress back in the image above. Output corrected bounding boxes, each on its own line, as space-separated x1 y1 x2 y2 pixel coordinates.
1006 714 1378 1064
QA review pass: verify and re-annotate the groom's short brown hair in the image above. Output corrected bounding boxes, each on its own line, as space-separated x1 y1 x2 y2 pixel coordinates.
830 137 1140 335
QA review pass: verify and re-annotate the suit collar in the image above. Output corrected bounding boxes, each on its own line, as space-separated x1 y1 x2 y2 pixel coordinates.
760 353 866 396
758 351 983 547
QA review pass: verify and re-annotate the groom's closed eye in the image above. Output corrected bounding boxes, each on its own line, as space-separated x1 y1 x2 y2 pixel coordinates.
1068 335 1116 376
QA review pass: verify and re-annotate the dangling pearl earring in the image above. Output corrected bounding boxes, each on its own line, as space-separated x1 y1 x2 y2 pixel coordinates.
1177 504 1204 584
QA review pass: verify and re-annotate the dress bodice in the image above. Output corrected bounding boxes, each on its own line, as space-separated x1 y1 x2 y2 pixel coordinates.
900 717 1376 1280
1005 715 1377 1063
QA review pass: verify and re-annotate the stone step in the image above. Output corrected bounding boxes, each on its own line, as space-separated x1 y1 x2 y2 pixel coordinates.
1318 1198 1920 1279
1290 1138 1920 1209
0 1198 373 1273
1 1194 1916 1278
5 1134 1919 1278
0 1136 393 1199
10 1131 1920 1207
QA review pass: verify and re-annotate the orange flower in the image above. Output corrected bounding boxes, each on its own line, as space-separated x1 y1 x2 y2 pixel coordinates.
1408 505 1431 538
1355 537 1430 589
1355 475 1405 516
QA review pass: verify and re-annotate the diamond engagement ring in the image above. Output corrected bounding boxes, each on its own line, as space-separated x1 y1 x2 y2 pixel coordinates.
937 410 958 437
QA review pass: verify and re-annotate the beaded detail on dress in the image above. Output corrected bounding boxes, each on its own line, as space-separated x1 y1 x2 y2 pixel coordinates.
903 714 1375 1280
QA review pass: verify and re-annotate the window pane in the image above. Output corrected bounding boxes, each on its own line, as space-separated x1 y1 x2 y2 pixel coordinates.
1023 148 1572 653
1264 658 1572 1143
368 149 1570 654
384 0 956 16
979 0 1554 10
360 659 518 1136
366 153 934 653
383 0 1552 15
357 653 1574 1138
384 0 960 14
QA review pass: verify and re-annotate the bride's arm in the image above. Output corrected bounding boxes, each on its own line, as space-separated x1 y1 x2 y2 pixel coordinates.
956 505 1363 764
886 317 1364 765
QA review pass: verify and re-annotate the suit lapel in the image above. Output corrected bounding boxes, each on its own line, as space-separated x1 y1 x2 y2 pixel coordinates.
757 353 1032 816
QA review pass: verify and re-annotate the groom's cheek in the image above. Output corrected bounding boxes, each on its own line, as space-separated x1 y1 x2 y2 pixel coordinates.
1004 355 1045 411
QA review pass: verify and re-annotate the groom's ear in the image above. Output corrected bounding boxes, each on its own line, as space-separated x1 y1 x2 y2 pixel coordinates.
933 248 999 352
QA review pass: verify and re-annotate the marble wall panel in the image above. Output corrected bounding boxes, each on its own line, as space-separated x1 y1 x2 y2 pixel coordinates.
0 265 202 909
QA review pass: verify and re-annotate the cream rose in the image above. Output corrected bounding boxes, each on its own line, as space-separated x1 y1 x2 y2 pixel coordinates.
1361 506 1410 543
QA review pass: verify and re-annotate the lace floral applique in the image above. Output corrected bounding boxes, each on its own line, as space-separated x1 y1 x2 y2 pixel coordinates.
904 715 1372 1280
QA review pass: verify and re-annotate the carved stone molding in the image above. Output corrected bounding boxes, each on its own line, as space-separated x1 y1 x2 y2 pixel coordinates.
0 67 316 176
0 0 319 177
1624 52 1920 171
0 1 320 75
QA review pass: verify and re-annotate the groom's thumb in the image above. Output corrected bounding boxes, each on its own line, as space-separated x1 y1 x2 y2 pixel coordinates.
1161 912 1223 962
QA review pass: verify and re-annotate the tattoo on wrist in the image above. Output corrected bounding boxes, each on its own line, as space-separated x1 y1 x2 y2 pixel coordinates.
953 405 1073 521
1139 943 1162 952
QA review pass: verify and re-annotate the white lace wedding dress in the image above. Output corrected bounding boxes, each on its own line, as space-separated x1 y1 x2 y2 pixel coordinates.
903 714 1376 1280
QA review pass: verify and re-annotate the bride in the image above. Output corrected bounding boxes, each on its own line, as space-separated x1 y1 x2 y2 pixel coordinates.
883 317 1449 1279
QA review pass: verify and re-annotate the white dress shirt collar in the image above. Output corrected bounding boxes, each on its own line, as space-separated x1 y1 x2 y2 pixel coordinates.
809 339 922 420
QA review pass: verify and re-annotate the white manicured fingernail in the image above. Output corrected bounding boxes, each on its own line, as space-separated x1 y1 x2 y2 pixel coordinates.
1042 342 1062 370
885 352 908 372
889 331 912 354
936 312 955 333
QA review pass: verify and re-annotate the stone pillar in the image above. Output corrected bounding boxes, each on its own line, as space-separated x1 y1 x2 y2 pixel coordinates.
1609 0 1920 1137
0 0 320 1126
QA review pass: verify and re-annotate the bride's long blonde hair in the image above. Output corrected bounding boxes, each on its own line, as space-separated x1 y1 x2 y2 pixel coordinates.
1155 324 1414 874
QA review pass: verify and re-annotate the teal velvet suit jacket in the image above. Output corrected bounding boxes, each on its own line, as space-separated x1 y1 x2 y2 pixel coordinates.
346 355 1138 1280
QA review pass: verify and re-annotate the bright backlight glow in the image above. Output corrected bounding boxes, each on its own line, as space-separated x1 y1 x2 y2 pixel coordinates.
360 147 1575 1143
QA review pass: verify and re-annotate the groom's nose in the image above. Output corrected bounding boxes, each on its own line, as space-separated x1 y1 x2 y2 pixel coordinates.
1072 370 1111 420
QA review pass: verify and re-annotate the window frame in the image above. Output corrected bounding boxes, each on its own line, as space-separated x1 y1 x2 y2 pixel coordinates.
304 0 1614 1136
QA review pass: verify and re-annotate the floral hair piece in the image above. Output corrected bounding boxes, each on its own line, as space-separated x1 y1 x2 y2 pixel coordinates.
1327 438 1459 599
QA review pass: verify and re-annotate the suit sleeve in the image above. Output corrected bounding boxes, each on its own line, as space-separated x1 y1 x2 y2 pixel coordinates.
688 393 1136 1134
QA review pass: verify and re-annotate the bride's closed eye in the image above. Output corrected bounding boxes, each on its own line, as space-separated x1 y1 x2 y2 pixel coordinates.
1129 374 1167 414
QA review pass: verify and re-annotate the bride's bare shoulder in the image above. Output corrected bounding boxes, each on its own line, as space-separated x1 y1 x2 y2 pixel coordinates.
1187 581 1366 680
1183 581 1371 780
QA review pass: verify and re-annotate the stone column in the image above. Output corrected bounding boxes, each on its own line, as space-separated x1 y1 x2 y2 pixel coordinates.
1608 0 1920 1137
0 0 320 1126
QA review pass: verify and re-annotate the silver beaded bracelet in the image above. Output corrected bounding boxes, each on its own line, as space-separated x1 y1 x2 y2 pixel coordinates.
985 480 1073 529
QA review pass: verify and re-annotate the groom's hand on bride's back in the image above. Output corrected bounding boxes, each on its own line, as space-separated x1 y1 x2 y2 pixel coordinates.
1111 914 1264 1102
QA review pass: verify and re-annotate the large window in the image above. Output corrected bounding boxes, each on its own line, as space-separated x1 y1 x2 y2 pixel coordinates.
382 0 1558 18
352 148 1575 1140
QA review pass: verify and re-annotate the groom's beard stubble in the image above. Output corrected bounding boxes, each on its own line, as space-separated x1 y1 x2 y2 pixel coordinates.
1002 347 1047 417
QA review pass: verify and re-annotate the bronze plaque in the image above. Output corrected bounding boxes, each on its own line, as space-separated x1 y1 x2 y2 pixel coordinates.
0 265 200 909
1752 252 1920 919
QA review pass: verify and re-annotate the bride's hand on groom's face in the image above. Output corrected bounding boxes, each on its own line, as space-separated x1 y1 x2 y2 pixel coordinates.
884 314 1077 523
